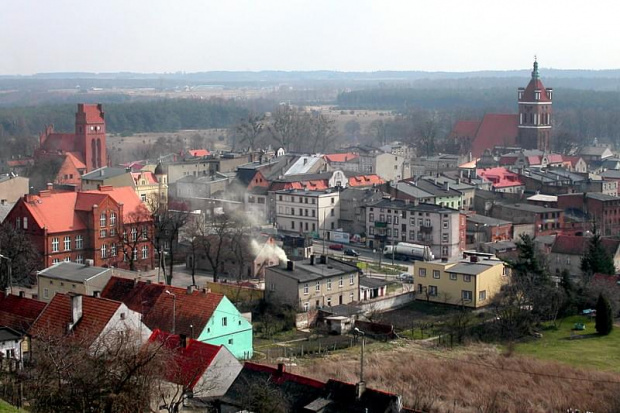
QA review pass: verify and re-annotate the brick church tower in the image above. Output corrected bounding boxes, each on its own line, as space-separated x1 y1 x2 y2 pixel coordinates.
75 103 107 171
517 59 553 151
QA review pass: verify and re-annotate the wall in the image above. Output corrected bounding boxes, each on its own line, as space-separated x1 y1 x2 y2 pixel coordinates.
198 296 253 359
295 309 319 329
357 292 415 314
38 270 112 302
0 177 29 203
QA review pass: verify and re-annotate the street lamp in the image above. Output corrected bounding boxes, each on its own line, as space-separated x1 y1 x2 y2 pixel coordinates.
165 290 176 334
353 327 366 383
0 254 12 294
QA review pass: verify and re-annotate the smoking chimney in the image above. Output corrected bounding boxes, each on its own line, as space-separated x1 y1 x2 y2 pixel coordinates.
286 260 295 271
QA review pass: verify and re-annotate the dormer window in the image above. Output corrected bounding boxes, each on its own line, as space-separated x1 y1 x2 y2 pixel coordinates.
518 90 523 99
535 90 541 100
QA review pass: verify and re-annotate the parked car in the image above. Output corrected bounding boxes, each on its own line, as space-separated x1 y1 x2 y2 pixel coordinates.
344 248 360 257
398 273 414 283
329 243 344 251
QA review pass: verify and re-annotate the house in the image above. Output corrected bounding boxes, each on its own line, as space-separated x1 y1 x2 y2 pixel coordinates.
219 362 420 413
29 293 152 348
365 199 465 260
409 154 461 177
578 146 614 162
557 192 620 237
81 167 134 190
37 261 113 302
414 253 508 307
189 235 282 279
0 174 29 203
338 187 385 236
489 202 563 237
101 277 253 359
131 168 168 209
324 152 360 171
477 167 524 194
147 329 242 402
283 155 327 176
0 327 23 368
265 257 360 312
0 291 46 363
4 186 155 271
275 189 340 239
549 235 620 277
466 214 512 245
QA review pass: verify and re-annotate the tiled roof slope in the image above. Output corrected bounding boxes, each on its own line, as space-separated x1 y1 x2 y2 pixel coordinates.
0 292 47 333
101 277 224 336
551 235 620 256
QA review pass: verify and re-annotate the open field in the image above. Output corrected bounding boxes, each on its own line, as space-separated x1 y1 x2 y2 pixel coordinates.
0 400 23 413
291 340 620 413
515 315 620 373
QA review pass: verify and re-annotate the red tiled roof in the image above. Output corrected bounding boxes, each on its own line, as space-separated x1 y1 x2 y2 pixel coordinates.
81 104 105 123
348 174 385 187
551 235 620 256
101 277 224 336
477 167 523 188
131 171 158 185
42 133 78 153
148 329 221 389
521 78 551 103
470 114 518 158
563 156 583 167
450 120 480 139
547 154 564 163
7 159 34 167
66 152 86 169
83 186 149 221
0 292 47 333
324 153 359 163
188 149 210 157
29 293 121 344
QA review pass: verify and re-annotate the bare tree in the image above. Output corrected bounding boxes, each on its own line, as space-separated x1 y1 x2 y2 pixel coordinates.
309 113 338 153
235 114 265 151
267 105 309 152
113 205 153 272
367 119 390 146
152 206 191 285
0 222 40 289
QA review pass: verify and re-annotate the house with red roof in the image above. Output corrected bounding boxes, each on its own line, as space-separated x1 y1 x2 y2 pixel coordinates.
477 167 524 194
35 104 108 184
451 60 553 157
0 291 47 363
101 277 253 359
29 292 152 349
4 186 154 271
147 329 242 402
186 149 211 158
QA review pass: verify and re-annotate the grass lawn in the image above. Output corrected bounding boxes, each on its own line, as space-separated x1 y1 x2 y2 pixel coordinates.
0 400 24 413
514 315 620 372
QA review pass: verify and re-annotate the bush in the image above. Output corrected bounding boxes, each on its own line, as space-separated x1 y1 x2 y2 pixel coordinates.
595 293 613 335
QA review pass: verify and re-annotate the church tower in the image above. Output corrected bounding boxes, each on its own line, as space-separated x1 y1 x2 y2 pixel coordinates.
75 103 107 172
517 59 553 151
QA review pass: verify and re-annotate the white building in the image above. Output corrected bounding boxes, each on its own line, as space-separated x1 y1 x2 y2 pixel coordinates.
275 189 340 239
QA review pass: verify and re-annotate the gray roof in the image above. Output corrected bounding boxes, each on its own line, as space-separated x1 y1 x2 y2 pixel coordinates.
498 202 562 213
580 146 612 156
370 199 458 214
600 170 620 179
81 167 129 180
38 262 111 282
586 192 620 201
360 277 390 289
0 202 15 223
446 261 503 275
267 258 358 283
391 182 434 199
413 179 463 197
467 214 512 227
0 326 22 342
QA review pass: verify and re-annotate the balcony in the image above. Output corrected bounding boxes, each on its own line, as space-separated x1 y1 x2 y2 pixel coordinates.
374 221 387 228
420 225 433 233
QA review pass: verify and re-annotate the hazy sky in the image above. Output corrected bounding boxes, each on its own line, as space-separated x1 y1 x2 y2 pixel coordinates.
3 0 619 74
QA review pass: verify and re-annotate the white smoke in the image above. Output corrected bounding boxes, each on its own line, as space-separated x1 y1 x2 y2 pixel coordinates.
250 238 288 263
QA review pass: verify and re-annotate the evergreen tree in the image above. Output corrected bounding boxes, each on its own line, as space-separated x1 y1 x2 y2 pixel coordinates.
581 233 616 277
595 293 613 335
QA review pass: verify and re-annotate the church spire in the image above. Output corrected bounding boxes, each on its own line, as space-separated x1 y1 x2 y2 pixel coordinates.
531 56 539 80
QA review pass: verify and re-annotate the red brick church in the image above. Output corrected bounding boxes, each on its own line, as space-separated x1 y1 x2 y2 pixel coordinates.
35 103 108 185
450 59 553 157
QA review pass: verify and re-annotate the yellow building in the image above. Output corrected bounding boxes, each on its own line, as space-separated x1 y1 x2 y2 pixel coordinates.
414 254 508 308
131 166 168 211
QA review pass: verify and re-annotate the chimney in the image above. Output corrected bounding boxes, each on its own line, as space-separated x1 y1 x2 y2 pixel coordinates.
320 255 328 265
179 334 187 348
69 294 83 330
310 255 315 265
19 291 25 298
146 279 152 284
443 182 450 191
187 285 195 294
46 182 53 191
0 199 5 205
93 291 100 298
355 381 366 400
85 259 94 267
470 255 478 263
277 363 285 376
286 260 295 271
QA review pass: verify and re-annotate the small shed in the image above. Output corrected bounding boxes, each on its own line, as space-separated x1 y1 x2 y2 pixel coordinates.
324 315 353 335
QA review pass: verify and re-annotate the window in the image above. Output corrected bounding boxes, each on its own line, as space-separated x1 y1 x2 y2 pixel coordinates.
369 213 374 222
330 209 335 217
327 278 332 290
331 197 335 204
110 212 117 226
52 237 59 252
111 244 117 257
418 268 426 277
142 245 148 259
312 223 316 231
409 230 415 240
101 244 107 258
110 227 116 237
380 214 385 222
141 194 147 202
463 275 471 282
228 338 234 345
350 273 355 285
394 216 399 225
303 302 309 312
369 227 374 235
52 258 60 264
339 276 343 287
331 222 335 230
64 236 71 251
429 286 438 296
462 290 473 301
64 257 70 262
393 229 399 238
433 270 440 279
75 235 83 249
316 281 321 291
387 215 392 224
76 255 84 264
100 229 107 238
142 226 148 240
312 210 316 217
15 217 20 229
100 213 107 227
131 227 137 241
291 221 296 230
326 297 332 306
132 248 138 261
23 217 28 229
442 234 449 243
450 273 457 281
299 208 303 215
479 290 487 301
44 288 49 298
442 246 449 256
443 221 449 229
291 209 295 216
350 292 354 301
222 317 228 326
303 283 309 295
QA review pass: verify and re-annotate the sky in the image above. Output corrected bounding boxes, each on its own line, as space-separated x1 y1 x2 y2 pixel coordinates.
3 0 620 75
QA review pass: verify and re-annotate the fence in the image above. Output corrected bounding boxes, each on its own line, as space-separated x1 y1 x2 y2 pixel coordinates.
259 334 374 363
